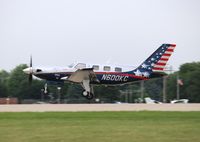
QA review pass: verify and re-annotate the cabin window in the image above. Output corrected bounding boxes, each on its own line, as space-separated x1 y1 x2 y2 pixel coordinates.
115 67 122 72
103 66 111 71
92 65 99 70
75 63 86 69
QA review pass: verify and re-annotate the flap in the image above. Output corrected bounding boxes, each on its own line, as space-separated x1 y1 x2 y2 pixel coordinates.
68 68 98 83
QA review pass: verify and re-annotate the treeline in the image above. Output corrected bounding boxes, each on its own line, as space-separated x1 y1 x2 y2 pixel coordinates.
0 62 200 103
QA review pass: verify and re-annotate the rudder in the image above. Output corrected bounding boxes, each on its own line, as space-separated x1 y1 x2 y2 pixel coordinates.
131 44 176 78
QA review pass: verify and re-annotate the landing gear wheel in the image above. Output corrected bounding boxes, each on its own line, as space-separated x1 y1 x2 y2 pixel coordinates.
82 91 94 100
82 91 88 97
86 92 94 100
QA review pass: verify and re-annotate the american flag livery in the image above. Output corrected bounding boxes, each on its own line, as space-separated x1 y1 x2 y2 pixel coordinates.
133 44 176 78
152 44 176 71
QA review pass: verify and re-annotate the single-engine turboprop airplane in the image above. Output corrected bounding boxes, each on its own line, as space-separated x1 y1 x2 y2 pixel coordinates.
23 44 176 100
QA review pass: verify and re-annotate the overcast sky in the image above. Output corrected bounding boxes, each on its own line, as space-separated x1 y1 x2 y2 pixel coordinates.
0 0 200 71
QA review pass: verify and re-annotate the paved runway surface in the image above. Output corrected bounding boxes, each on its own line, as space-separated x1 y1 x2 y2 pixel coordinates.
0 104 200 112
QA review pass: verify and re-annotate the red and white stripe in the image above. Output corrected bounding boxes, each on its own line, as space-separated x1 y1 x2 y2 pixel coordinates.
153 44 176 71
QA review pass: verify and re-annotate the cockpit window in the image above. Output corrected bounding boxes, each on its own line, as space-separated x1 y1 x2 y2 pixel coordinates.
75 63 86 69
92 65 99 70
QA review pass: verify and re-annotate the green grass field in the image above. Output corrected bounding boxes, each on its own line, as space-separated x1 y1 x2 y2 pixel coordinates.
0 111 200 142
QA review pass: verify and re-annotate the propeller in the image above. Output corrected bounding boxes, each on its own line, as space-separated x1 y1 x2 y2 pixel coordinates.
28 56 33 85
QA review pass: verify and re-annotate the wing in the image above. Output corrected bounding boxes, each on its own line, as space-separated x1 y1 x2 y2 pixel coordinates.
67 68 99 83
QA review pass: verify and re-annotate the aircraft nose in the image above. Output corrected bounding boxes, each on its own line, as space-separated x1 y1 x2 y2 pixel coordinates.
23 67 31 74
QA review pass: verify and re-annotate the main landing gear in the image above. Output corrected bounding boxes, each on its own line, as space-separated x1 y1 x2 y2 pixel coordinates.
42 81 94 100
82 91 94 100
81 80 94 100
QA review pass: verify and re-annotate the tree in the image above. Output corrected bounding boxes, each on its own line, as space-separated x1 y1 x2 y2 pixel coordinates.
0 70 9 97
167 62 200 103
94 85 121 103
144 78 163 101
7 64 44 101
166 72 177 101
179 62 200 102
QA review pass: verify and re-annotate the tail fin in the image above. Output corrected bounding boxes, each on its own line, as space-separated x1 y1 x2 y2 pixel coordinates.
132 44 176 78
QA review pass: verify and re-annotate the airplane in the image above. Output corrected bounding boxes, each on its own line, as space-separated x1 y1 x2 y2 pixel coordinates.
23 43 176 100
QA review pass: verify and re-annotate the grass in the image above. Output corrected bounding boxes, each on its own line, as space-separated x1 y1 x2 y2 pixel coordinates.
0 111 200 142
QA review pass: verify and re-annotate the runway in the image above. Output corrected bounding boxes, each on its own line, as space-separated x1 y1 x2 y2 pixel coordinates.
0 104 200 112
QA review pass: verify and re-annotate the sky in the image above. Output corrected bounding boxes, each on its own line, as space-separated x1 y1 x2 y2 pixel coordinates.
0 0 200 71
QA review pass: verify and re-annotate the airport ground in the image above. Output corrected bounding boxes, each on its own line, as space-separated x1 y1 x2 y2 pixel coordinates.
0 104 200 112
0 104 200 142
0 111 200 142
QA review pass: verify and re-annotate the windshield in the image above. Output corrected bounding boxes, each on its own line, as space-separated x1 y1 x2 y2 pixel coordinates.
75 63 86 69
68 63 75 68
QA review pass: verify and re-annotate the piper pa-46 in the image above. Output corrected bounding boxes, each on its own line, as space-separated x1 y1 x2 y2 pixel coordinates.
23 44 176 100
